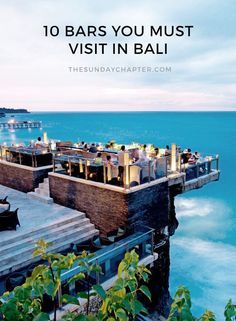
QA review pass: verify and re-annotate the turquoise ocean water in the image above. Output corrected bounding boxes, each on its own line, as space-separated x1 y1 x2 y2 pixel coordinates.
0 112 235 318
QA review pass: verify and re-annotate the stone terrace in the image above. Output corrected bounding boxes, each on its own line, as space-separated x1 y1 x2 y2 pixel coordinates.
0 184 98 278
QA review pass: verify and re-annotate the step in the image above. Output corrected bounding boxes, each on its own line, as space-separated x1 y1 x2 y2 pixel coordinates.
0 218 91 255
0 229 99 277
0 223 95 266
38 182 49 189
34 188 50 197
39 180 49 186
0 211 86 247
35 186 49 192
27 192 53 204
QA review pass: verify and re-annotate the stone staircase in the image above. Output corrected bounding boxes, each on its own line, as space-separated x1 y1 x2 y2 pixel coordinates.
28 178 53 204
0 210 99 277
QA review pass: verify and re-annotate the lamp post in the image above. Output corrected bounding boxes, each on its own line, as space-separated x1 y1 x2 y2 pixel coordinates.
43 132 48 145
171 143 177 172
123 152 130 189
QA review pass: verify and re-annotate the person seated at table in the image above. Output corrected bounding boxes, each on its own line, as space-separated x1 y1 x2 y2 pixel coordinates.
194 151 200 160
182 148 191 163
188 154 197 165
139 144 147 158
105 154 113 165
35 137 45 149
78 141 85 148
165 145 171 156
94 152 103 165
107 141 115 150
83 143 88 151
154 147 159 157
105 155 119 183
134 153 149 167
89 143 98 153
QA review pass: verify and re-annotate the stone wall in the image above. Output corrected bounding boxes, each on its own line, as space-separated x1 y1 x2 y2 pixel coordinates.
49 173 169 235
0 161 52 193
127 182 169 231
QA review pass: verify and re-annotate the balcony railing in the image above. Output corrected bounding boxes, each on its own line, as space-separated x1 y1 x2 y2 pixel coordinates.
52 152 219 189
0 146 53 167
0 144 220 187
60 226 155 294
53 153 168 189
182 156 219 181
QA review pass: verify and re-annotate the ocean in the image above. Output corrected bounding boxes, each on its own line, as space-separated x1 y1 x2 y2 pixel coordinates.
0 111 235 318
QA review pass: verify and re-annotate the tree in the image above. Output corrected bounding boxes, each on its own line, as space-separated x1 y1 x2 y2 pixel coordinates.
0 242 151 321
0 240 235 321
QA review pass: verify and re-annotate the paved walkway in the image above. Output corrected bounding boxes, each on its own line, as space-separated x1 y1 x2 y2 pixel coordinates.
0 184 79 242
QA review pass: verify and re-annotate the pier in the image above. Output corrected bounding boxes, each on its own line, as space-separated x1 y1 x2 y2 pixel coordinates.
0 120 42 129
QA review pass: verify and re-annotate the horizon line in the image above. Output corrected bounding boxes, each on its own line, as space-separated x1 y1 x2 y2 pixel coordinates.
27 109 236 113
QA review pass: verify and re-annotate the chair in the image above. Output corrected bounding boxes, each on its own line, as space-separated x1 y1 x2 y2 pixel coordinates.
105 164 119 182
5 272 26 291
141 163 155 183
107 226 127 242
71 241 91 255
0 208 20 231
129 165 141 187
90 235 113 251
155 157 167 178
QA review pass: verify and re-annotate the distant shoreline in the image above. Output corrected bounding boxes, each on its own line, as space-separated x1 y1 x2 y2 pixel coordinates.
0 108 30 114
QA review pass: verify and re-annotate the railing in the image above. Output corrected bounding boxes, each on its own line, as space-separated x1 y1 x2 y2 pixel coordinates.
52 151 220 189
53 153 169 189
0 227 156 309
0 144 220 186
0 146 53 167
182 156 219 181
60 226 155 295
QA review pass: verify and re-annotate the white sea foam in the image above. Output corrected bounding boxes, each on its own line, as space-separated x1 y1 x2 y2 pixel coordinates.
174 197 232 239
171 197 235 318
171 236 236 318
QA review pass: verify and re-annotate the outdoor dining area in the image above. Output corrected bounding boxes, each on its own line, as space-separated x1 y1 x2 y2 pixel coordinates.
53 141 170 189
53 141 219 189
0 146 53 168
0 137 219 190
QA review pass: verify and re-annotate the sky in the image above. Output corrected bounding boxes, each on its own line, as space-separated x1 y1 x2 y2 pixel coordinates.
0 0 235 111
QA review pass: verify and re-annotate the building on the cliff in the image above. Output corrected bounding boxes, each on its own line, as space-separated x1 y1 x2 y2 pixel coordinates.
0 142 220 316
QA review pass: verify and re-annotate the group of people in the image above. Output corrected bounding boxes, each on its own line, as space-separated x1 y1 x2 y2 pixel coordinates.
90 144 151 184
181 148 201 165
94 144 156 184
63 140 202 183
78 141 117 153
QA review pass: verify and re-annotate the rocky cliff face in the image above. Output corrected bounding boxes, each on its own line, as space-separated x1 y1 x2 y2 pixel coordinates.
147 188 179 317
